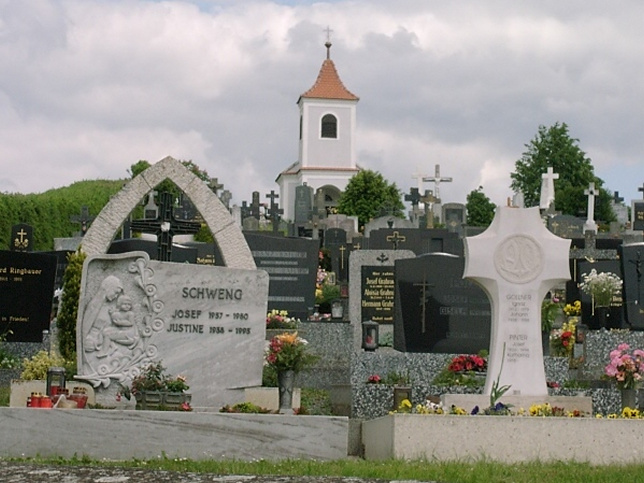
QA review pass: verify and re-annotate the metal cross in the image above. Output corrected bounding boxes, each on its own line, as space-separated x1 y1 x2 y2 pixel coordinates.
422 164 452 203
129 192 201 261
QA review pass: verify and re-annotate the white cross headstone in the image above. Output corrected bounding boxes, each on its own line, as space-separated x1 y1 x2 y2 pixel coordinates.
584 182 598 233
463 206 570 396
539 166 559 210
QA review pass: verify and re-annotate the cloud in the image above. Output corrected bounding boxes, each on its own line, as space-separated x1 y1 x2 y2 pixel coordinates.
0 0 643 211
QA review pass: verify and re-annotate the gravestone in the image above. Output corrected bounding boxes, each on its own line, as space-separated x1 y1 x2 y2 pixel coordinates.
349 250 415 351
76 252 269 407
442 203 466 236
547 214 584 239
394 253 490 353
620 243 644 330
325 228 350 282
0 250 57 342
294 184 314 224
464 206 570 396
633 200 644 231
245 233 318 320
10 223 33 252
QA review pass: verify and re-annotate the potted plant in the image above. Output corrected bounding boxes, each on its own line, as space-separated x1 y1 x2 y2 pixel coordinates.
130 361 191 410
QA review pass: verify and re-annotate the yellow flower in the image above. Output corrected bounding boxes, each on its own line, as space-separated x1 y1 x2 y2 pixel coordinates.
276 332 298 345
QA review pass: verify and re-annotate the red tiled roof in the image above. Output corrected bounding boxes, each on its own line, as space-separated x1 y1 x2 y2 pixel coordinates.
300 59 359 101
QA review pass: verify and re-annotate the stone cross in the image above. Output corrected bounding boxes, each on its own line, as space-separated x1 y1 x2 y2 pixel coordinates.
143 191 158 219
420 190 437 228
208 178 224 196
539 166 559 210
129 192 201 261
411 168 429 193
70 206 95 236
422 164 452 203
463 206 570 396
583 182 598 233
220 190 232 209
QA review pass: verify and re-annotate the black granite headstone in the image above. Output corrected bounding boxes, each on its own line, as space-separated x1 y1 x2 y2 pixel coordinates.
548 214 584 239
294 184 314 224
369 228 461 256
633 201 644 231
620 243 644 330
10 223 33 252
325 228 350 282
0 250 57 342
245 233 318 320
394 253 491 353
360 265 396 324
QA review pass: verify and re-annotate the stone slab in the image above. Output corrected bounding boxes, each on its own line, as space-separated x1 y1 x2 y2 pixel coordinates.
76 252 269 407
363 414 644 464
244 387 301 411
0 408 348 461
440 394 593 414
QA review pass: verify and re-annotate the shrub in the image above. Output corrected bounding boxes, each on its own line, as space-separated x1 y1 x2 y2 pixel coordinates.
20 350 67 380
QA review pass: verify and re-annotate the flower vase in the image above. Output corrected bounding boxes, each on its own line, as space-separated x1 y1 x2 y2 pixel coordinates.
278 370 295 414
592 306 610 330
621 388 637 410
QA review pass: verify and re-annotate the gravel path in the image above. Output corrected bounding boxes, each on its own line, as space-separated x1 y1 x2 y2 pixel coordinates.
0 462 442 483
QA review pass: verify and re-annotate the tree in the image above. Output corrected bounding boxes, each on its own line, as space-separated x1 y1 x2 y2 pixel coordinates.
510 122 615 223
466 186 496 227
337 170 404 229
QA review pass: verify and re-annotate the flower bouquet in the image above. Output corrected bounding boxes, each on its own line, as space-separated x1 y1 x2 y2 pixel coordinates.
130 361 191 410
266 309 300 329
549 317 577 357
580 269 622 307
265 332 316 373
605 343 644 390
563 300 582 317
447 354 487 373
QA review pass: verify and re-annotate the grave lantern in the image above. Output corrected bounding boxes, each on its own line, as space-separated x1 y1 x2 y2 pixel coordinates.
46 367 66 396
362 320 379 351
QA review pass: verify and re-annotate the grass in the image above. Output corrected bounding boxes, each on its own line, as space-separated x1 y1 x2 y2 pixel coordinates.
7 456 644 483
0 386 9 406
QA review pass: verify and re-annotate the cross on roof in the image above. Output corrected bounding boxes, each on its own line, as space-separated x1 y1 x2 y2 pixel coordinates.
422 164 452 202
129 192 201 261
324 26 333 59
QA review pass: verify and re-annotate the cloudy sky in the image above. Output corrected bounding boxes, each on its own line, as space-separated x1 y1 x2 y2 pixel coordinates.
1 0 643 213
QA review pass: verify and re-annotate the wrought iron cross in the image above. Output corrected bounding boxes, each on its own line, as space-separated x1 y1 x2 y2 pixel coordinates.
129 192 201 261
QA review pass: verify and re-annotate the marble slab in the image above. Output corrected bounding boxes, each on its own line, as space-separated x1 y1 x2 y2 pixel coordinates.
76 252 269 407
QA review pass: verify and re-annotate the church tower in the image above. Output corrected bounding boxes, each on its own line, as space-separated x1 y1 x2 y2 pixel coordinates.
276 39 360 221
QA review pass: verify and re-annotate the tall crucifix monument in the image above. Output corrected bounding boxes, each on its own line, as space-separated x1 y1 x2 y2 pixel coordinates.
464 206 570 396
423 164 452 222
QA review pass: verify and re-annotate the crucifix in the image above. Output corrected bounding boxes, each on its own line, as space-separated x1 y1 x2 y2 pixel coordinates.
422 164 452 203
129 192 201 262
70 206 95 236
413 273 435 333
386 231 406 250
583 182 598 233
420 190 437 228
